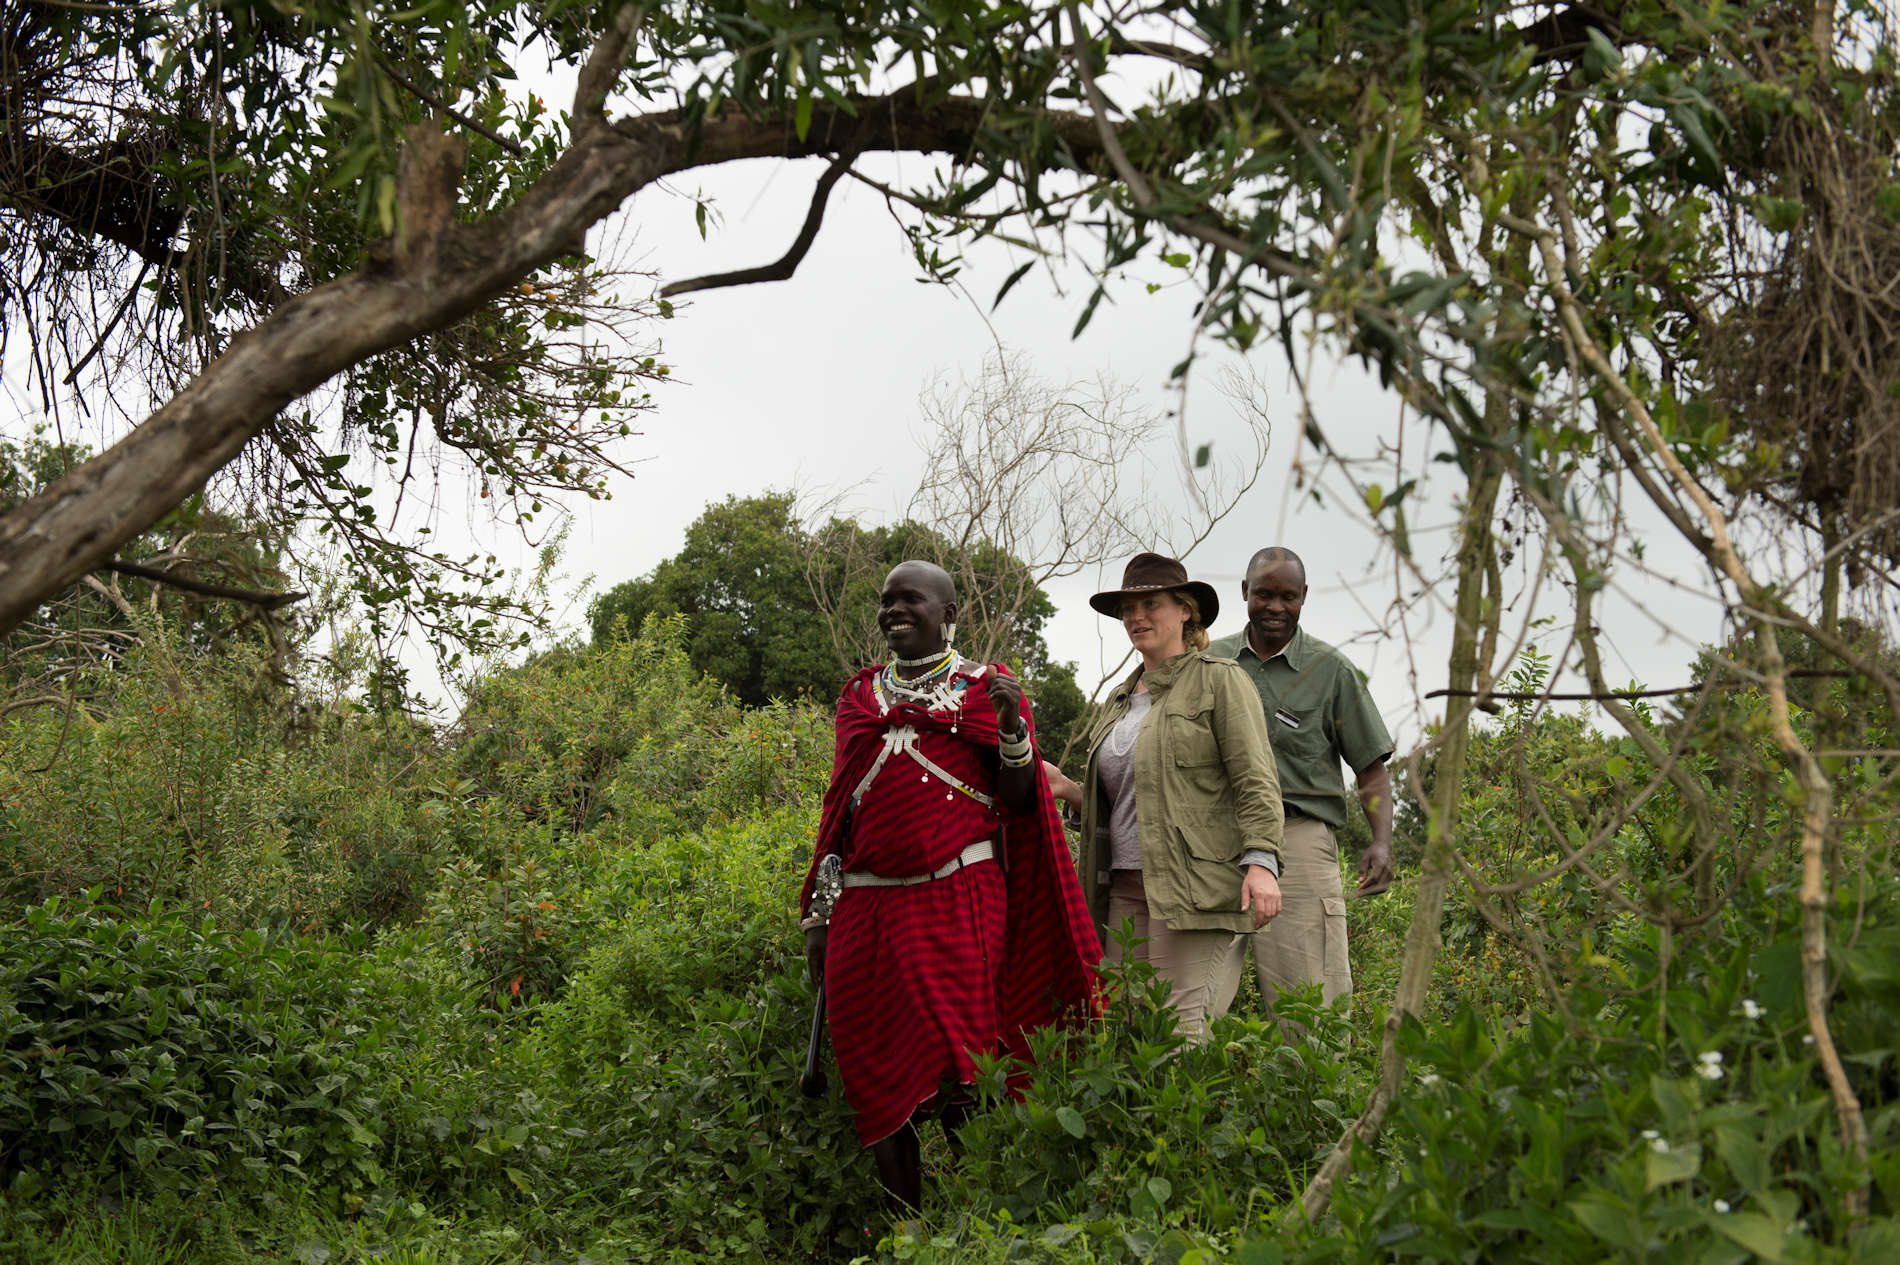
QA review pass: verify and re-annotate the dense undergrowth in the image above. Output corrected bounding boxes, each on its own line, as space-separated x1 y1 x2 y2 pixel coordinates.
1 618 1896 1262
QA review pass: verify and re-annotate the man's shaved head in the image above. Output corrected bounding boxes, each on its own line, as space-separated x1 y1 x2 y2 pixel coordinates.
1245 547 1306 583
884 559 957 604
879 560 961 662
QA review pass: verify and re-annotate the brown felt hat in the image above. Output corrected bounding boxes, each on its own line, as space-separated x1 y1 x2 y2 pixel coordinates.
1088 552 1220 626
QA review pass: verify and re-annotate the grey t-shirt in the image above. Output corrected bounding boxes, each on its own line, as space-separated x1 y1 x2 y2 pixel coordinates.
1098 689 1152 870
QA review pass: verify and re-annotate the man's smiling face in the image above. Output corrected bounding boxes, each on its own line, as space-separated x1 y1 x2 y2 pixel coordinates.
878 562 956 659
1243 558 1306 654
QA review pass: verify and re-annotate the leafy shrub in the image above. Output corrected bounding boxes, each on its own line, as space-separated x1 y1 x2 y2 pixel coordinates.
0 897 402 1197
906 949 1366 1263
562 972 883 1261
453 615 829 832
0 638 452 930
1276 875 1900 1264
555 804 819 1025
422 854 575 1009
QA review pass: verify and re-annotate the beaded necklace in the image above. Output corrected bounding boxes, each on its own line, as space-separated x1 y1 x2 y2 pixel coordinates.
874 649 970 721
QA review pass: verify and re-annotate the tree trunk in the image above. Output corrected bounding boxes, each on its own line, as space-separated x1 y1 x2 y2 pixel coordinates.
1299 449 1501 1220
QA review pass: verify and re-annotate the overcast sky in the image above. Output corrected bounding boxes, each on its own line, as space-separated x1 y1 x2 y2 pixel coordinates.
0 95 1731 755
513 148 1730 756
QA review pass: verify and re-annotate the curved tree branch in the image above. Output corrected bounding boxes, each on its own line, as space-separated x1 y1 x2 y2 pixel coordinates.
100 559 306 610
0 80 1109 638
660 149 860 298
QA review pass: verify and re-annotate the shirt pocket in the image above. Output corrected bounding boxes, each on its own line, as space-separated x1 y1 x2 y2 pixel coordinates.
1269 706 1329 761
1167 698 1224 796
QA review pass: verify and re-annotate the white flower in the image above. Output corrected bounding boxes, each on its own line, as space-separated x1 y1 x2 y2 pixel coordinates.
1802 1034 1816 1045
1714 1200 1731 1214
1418 1073 1442 1088
1649 1136 1671 1154
1641 1129 1660 1140
1740 999 1763 1020
1696 1051 1725 1081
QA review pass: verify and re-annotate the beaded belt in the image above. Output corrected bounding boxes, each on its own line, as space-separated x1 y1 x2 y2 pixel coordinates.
841 839 995 888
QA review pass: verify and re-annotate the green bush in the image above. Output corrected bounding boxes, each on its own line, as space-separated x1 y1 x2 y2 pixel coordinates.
1276 875 1900 1265
0 897 401 1197
500 806 878 1259
554 972 883 1261
0 639 451 931
841 948 1363 1264
452 614 830 837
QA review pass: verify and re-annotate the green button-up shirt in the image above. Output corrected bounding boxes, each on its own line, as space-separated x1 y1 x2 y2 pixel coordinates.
1205 627 1393 828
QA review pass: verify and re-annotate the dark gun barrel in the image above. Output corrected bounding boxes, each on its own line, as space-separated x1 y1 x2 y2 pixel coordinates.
799 979 828 1097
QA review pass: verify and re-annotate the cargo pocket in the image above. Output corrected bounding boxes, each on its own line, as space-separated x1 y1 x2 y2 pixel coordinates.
1322 895 1352 1002
1175 818 1242 913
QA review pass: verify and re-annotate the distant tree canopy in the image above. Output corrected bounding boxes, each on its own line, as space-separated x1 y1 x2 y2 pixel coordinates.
588 495 844 708
588 492 1086 749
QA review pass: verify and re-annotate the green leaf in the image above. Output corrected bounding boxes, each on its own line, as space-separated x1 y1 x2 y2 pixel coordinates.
1571 1193 1648 1253
1233 1240 1284 1265
794 92 813 142
376 172 397 236
1605 755 1628 778
1365 483 1384 513
1752 195 1804 233
1711 1211 1791 1262
1650 1074 1698 1131
1585 27 1623 71
1751 941 1802 1017
993 261 1035 311
1055 1106 1086 1138
1670 105 1724 180
1072 286 1106 338
1193 444 1211 469
1645 1140 1702 1190
1145 1175 1172 1208
1712 1125 1771 1195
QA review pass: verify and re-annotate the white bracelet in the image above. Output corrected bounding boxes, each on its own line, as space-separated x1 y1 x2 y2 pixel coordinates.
998 721 1033 768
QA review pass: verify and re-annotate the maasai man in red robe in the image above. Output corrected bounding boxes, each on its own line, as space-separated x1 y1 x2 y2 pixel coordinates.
800 560 1101 1211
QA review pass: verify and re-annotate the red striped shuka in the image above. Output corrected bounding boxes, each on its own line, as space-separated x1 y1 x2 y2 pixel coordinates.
799 660 1102 1146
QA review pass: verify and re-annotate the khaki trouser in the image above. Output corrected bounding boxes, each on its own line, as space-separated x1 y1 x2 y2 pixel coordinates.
1251 816 1352 1009
1105 870 1246 1042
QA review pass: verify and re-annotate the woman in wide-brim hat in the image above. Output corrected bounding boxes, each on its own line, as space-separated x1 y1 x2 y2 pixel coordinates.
1046 552 1286 1041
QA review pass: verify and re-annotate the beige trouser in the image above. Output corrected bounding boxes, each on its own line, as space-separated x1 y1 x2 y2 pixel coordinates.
1105 870 1246 1042
1251 816 1352 1009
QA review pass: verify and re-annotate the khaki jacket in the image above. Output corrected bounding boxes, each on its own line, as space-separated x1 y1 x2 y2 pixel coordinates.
1079 650 1285 934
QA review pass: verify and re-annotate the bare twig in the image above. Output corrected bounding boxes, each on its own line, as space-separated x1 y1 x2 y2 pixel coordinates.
101 559 305 610
660 150 858 298
0 695 70 718
62 259 152 385
375 55 526 157
1426 669 1848 702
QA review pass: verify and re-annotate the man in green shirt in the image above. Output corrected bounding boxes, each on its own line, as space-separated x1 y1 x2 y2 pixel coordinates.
1207 547 1394 1009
